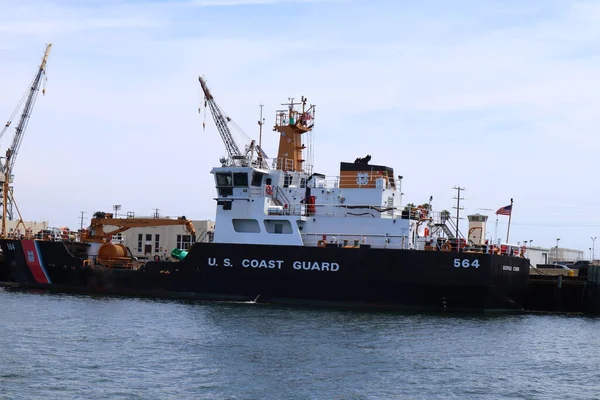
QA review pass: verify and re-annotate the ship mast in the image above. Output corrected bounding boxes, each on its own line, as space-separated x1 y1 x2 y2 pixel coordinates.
273 96 315 172
258 104 264 166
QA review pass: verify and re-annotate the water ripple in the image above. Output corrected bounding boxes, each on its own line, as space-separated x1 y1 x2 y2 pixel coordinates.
1 290 599 399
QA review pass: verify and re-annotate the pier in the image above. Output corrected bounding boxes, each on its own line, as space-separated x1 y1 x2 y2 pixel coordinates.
526 266 600 314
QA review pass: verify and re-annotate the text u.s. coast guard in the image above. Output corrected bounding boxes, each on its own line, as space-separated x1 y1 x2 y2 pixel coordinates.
207 258 340 272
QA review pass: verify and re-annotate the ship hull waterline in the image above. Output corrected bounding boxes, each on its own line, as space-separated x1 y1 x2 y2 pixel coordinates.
0 240 529 313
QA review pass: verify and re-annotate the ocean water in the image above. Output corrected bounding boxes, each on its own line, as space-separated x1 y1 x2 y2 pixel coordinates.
0 289 598 400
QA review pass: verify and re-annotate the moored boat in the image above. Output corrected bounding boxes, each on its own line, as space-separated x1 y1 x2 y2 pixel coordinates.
0 78 529 312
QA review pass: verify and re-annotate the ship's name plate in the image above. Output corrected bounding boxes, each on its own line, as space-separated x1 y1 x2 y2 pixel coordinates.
208 258 340 272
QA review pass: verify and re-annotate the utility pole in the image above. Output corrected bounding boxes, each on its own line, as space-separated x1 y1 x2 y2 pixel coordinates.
453 186 465 251
79 211 86 230
113 204 121 218
153 208 160 218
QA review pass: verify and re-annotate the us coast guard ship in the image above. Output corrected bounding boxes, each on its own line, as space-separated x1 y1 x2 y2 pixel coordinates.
0 77 529 312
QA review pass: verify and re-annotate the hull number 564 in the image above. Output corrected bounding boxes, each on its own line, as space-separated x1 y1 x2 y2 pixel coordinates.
453 259 479 268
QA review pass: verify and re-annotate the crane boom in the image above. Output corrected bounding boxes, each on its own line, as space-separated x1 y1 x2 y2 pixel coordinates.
84 211 196 243
3 43 52 173
198 76 245 164
1 43 52 236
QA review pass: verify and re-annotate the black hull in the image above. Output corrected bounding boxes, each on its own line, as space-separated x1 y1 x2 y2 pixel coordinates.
0 240 529 312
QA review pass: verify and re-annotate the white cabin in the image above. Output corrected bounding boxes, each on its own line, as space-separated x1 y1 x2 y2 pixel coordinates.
208 96 450 250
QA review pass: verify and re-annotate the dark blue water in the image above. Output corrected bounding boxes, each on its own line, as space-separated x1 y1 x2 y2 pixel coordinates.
1 289 598 400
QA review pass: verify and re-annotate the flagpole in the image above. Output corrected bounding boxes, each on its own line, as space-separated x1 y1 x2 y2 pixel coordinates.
505 198 514 243
494 215 498 246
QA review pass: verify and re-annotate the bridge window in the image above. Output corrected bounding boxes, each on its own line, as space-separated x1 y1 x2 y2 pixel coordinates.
216 172 233 196
216 172 233 187
233 172 248 187
251 172 264 187
232 219 260 233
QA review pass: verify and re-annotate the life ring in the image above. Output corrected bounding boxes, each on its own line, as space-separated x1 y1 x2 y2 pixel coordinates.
442 242 452 252
317 240 326 248
265 185 273 196
154 255 160 262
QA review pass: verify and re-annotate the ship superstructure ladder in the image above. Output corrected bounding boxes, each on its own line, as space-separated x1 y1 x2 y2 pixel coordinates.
0 43 52 237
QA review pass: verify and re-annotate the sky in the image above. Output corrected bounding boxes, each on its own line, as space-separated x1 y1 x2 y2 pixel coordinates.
1 0 600 253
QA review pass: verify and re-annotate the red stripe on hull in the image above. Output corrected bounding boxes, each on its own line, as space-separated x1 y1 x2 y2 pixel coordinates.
21 240 50 284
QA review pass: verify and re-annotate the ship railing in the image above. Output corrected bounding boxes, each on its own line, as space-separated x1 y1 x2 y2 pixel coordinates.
308 176 340 189
272 158 295 171
194 229 214 243
275 107 315 129
267 199 448 220
301 202 408 218
308 175 395 190
196 229 207 243
302 232 411 250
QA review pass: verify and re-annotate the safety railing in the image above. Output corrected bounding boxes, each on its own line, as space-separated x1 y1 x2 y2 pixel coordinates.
301 232 410 249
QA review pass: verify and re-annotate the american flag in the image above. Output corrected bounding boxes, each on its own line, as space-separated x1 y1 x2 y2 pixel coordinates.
496 204 512 216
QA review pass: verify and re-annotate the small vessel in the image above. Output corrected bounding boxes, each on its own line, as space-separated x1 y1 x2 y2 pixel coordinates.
0 77 529 312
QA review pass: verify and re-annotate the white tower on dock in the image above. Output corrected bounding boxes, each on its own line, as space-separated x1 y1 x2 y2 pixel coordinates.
467 214 488 246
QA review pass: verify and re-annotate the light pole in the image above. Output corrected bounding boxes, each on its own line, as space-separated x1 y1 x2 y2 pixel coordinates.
591 237 597 262
555 238 560 263
590 248 593 262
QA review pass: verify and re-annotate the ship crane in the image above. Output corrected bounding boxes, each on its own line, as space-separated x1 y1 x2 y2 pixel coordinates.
82 211 197 267
85 211 196 243
0 43 52 238
198 76 268 169
198 76 246 166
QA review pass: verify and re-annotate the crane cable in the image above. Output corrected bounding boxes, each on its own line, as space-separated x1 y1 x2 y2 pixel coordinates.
200 93 253 147
0 76 36 142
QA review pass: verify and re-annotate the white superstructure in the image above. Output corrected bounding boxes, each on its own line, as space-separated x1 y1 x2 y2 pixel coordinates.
207 97 439 250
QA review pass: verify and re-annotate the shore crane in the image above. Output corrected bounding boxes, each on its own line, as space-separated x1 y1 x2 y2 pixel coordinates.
0 43 52 237
198 76 268 168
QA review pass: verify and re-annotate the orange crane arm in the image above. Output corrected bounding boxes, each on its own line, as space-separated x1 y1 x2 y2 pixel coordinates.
85 215 196 242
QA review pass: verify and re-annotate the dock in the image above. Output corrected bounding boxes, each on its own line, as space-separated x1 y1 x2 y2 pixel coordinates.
526 266 600 314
